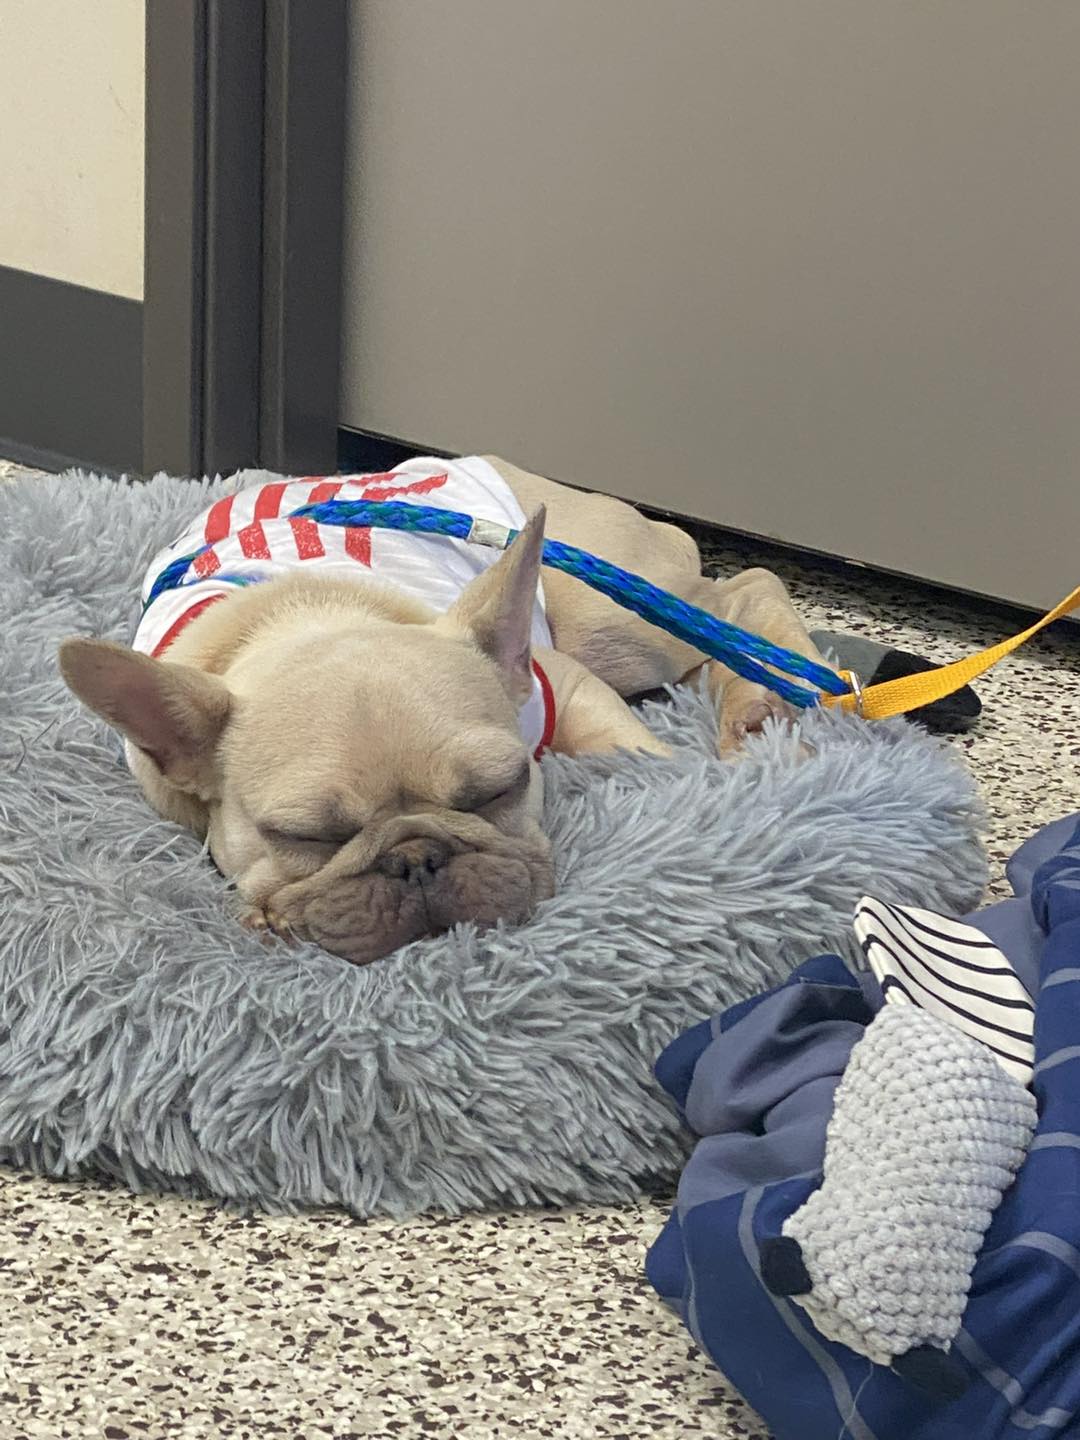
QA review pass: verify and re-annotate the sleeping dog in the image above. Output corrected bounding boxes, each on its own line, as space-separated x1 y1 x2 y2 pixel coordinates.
59 455 831 964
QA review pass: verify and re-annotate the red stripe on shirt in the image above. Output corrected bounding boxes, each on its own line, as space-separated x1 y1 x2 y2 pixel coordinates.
203 495 234 543
150 595 228 658
344 526 372 565
361 472 449 502
344 470 400 488
237 522 271 560
193 548 221 578
290 516 325 559
307 480 343 505
254 482 287 521
532 659 556 759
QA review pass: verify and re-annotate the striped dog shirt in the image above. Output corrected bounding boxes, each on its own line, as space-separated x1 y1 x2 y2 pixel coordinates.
132 455 556 757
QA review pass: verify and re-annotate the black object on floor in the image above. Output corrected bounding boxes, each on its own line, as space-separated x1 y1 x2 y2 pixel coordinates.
863 647 982 734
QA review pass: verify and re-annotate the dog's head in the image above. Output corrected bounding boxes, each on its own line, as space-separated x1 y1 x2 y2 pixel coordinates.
59 511 555 964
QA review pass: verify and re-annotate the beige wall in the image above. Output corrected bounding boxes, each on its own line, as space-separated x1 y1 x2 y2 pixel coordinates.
341 1 1080 610
0 0 145 299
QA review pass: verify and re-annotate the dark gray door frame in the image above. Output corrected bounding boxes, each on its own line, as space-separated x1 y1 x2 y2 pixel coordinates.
260 0 347 473
142 0 346 479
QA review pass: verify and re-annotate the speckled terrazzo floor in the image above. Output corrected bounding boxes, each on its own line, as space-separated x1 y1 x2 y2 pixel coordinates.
1 457 1078 1440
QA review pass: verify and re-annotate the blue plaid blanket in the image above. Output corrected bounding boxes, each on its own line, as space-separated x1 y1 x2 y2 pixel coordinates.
648 815 1080 1440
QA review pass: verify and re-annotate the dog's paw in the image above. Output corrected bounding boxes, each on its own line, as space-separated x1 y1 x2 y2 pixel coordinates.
239 904 298 946
718 681 800 758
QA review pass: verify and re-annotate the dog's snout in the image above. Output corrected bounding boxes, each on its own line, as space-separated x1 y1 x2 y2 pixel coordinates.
377 837 450 883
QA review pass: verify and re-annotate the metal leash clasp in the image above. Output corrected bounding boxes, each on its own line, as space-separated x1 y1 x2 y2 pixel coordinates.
842 668 866 718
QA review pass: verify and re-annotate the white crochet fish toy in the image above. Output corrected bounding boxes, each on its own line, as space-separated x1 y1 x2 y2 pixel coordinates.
759 898 1039 1401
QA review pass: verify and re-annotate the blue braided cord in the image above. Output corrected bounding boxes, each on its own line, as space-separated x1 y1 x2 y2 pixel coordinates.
291 499 847 705
145 552 205 606
289 500 844 703
536 537 848 705
295 498 474 541
143 497 850 706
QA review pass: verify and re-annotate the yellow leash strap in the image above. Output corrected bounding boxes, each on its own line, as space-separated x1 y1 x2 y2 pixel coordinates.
824 583 1080 721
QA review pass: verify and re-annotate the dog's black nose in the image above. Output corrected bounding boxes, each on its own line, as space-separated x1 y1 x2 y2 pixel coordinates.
377 839 450 883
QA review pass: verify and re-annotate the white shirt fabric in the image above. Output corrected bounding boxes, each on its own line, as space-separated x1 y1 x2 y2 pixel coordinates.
132 455 556 755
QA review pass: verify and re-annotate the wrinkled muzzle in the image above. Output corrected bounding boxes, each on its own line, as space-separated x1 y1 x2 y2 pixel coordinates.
262 812 555 965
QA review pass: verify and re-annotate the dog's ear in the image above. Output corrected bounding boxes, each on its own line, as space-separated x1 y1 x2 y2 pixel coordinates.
438 506 545 704
58 638 231 796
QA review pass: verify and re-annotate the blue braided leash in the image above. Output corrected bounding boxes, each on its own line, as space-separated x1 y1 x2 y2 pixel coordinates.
145 498 849 708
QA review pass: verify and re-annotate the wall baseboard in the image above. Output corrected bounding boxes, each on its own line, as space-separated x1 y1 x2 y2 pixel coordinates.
337 426 452 473
0 265 142 473
0 436 130 477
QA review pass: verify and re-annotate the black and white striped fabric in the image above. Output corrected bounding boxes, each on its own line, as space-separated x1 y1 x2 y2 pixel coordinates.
853 896 1035 1087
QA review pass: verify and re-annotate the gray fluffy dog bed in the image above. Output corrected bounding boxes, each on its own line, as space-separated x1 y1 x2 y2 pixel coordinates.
0 471 988 1217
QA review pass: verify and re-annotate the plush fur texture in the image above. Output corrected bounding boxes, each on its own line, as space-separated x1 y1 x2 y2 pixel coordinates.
0 472 988 1216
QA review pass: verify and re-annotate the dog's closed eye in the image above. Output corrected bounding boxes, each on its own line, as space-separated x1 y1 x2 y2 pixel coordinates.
455 760 530 813
258 819 358 849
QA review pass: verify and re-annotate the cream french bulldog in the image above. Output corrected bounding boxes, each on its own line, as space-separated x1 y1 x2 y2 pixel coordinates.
59 455 830 965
